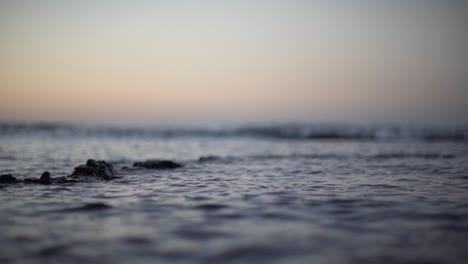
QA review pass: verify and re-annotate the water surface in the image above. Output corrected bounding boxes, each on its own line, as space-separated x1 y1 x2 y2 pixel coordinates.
1 123 468 263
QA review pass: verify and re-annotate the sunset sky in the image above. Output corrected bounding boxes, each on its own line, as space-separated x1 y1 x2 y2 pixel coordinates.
0 1 467 124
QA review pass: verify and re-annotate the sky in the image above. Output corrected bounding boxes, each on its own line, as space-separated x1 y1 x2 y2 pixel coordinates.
0 0 467 124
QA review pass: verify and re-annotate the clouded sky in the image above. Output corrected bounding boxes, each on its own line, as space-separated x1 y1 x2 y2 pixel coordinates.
0 0 467 124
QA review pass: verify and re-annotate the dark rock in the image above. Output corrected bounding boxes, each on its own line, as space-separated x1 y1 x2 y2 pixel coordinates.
25 171 53 185
40 171 53 185
0 174 18 184
23 178 40 184
1 160 117 186
70 159 117 180
53 176 75 184
198 155 220 163
133 160 182 169
61 202 112 212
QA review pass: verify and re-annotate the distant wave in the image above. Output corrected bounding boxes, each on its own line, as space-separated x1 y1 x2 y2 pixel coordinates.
195 152 457 165
0 122 467 141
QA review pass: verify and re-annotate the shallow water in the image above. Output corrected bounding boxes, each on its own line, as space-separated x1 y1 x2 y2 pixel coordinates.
1 123 468 264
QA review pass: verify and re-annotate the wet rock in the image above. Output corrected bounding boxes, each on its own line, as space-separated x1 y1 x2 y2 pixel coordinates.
53 176 76 184
40 171 53 185
70 159 117 180
25 171 53 185
60 202 112 212
133 160 182 169
198 155 220 163
23 178 40 184
0 174 18 184
1 160 116 186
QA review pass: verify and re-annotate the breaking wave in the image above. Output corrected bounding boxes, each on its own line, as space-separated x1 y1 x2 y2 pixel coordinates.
0 122 467 141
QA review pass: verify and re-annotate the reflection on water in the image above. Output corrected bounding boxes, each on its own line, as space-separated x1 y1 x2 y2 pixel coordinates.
1 124 468 263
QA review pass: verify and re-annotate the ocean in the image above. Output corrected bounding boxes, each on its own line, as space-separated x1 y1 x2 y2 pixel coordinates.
1 122 468 264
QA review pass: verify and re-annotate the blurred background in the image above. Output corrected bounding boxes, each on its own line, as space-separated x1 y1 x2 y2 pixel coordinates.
2 2 468 264
1 0 467 125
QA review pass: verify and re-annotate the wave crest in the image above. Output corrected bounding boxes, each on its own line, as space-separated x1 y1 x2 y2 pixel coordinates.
0 122 466 141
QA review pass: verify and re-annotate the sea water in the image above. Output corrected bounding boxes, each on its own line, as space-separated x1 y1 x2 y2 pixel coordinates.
1 122 468 264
